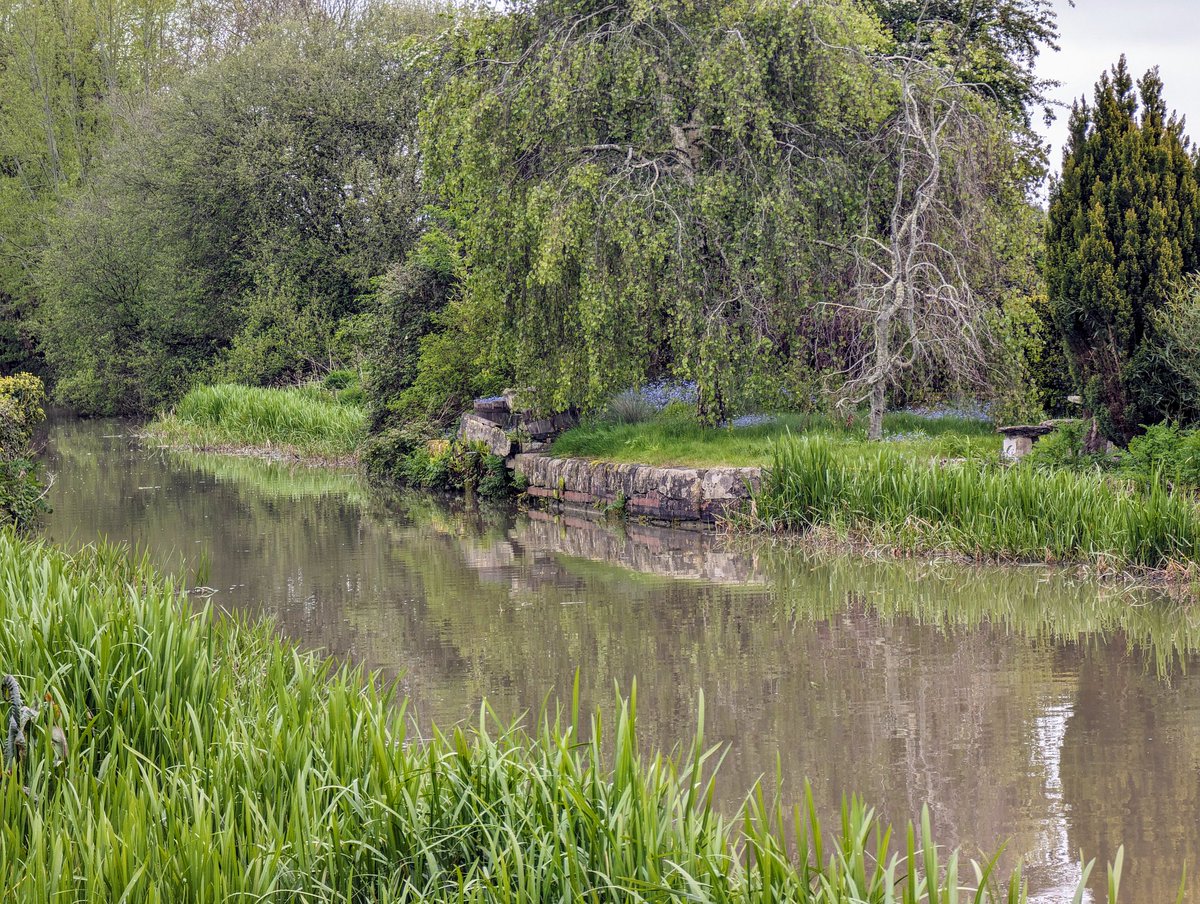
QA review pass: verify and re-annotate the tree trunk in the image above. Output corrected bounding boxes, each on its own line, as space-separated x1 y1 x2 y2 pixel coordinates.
868 308 892 441
868 380 886 441
1082 417 1106 455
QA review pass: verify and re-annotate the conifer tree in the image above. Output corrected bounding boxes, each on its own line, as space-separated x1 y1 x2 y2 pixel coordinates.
1046 57 1200 443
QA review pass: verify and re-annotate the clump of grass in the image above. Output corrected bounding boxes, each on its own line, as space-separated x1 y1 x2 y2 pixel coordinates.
0 529 1121 901
755 434 1200 568
603 388 658 425
145 383 367 460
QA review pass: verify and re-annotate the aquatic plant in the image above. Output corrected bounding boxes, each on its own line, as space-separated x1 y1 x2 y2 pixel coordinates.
145 382 367 460
755 435 1200 568
0 529 1122 901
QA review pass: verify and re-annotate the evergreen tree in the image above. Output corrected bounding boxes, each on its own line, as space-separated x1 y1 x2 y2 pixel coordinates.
1046 57 1200 444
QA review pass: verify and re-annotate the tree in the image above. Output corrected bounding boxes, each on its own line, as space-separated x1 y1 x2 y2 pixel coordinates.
38 8 434 413
416 0 890 424
1046 58 1200 444
831 5 1036 440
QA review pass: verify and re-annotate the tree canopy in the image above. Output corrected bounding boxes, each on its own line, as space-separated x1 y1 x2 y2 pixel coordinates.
1046 57 1200 444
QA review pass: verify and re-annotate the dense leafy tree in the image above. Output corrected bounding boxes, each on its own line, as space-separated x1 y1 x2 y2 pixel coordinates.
38 8 435 414
1046 58 1200 444
367 228 461 430
413 0 892 424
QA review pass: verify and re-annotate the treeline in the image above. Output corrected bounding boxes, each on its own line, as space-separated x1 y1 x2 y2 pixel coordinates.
5 0 1197 454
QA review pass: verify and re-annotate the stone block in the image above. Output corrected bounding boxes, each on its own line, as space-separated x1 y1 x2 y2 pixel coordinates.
458 414 512 458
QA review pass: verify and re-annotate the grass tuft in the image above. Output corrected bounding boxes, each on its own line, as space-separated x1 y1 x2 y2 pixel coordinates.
145 383 367 460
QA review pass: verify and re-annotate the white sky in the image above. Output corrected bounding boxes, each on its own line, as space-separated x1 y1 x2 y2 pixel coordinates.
1036 0 1200 171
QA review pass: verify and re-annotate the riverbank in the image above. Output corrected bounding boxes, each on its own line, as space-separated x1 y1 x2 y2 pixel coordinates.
0 526 1115 901
142 384 1200 576
143 383 366 465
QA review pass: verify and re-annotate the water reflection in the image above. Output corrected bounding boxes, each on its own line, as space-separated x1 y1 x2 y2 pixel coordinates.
41 417 1200 903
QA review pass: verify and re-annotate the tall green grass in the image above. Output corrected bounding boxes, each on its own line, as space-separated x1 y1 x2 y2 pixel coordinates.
755 435 1200 568
146 383 366 460
0 529 1120 901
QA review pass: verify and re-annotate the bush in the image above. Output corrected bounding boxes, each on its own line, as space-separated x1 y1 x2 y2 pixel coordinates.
1025 421 1112 472
0 373 47 530
322 369 357 391
1124 423 1200 489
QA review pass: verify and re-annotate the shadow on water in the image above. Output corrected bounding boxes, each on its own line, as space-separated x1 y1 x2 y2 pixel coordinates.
40 416 1200 903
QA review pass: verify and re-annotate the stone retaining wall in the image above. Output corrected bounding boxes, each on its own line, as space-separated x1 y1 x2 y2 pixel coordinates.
512 453 760 523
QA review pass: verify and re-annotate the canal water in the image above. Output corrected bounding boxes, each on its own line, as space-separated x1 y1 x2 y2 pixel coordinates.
40 417 1200 902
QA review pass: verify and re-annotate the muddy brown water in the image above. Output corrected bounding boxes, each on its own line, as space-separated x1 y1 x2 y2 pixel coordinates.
39 417 1200 902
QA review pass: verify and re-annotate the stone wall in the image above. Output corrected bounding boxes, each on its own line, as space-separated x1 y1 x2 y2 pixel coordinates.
513 453 760 523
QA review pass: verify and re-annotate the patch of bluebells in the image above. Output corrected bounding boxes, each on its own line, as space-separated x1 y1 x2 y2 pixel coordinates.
637 380 698 411
724 413 778 429
884 430 930 443
896 400 993 422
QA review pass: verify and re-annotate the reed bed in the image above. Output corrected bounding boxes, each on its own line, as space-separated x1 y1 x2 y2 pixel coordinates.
755 435 1200 569
145 383 366 460
0 529 1118 901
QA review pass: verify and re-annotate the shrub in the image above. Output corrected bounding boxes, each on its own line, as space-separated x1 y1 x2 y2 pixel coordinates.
321 369 357 391
1124 423 1200 489
1025 420 1112 472
0 373 47 530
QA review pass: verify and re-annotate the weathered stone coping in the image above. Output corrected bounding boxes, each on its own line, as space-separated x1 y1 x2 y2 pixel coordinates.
512 453 760 523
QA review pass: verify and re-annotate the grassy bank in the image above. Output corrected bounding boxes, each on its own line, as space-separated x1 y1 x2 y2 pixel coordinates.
145 382 367 462
0 529 1119 901
551 409 998 468
754 435 1200 570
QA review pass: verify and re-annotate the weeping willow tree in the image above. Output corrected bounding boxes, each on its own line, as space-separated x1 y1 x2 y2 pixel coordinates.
413 0 887 424
408 0 1057 426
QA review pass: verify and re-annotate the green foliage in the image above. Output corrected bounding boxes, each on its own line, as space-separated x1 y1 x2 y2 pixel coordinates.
376 436 518 499
0 373 47 530
1142 274 1200 418
367 228 462 430
1046 57 1200 444
0 373 46 459
0 0 175 374
38 9 435 414
756 434 1200 568
868 0 1060 124
0 529 1125 900
145 383 367 459
1025 421 1107 472
1124 423 1200 490
417 0 892 424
